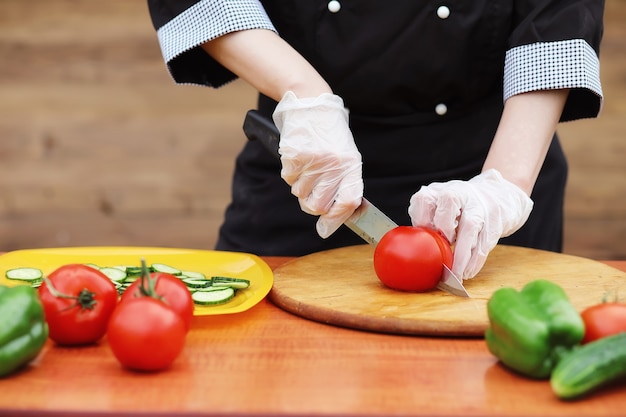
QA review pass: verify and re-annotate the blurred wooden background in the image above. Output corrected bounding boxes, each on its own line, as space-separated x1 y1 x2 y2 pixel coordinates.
0 0 624 260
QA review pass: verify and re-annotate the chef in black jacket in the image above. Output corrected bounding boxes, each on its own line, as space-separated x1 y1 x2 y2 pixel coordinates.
147 0 604 279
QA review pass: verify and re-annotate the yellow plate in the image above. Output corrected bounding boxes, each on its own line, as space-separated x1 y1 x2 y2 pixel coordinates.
0 246 273 315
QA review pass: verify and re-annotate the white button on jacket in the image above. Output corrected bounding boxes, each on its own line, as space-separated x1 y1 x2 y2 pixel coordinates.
328 0 341 13
435 103 448 115
437 6 450 19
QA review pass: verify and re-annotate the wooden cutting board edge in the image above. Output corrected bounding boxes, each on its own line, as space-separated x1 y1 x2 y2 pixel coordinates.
269 290 486 337
268 244 626 337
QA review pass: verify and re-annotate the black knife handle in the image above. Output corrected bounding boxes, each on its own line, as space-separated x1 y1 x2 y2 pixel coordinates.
243 110 281 160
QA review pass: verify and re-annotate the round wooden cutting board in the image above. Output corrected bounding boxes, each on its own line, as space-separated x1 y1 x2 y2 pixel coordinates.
269 245 626 337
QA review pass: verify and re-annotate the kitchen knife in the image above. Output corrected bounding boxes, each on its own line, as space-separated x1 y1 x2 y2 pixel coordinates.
242 110 469 298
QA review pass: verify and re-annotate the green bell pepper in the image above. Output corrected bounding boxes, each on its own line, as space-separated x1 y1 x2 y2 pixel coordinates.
0 284 49 377
485 279 585 379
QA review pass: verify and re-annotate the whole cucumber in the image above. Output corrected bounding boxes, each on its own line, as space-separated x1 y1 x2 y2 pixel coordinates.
551 332 626 400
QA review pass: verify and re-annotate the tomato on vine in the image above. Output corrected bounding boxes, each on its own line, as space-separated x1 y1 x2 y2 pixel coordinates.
107 296 187 372
107 260 192 372
38 264 118 345
120 272 194 332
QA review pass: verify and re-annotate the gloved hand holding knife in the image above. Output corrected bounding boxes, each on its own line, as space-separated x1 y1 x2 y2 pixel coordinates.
246 101 470 297
273 91 364 239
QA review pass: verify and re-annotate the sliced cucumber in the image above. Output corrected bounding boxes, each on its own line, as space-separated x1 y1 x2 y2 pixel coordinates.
151 263 181 275
193 286 235 292
182 278 212 288
212 276 251 289
5 261 249 308
5 267 44 282
191 287 235 305
98 267 128 282
111 265 142 276
30 278 44 288
181 270 206 280
124 266 144 277
116 284 131 295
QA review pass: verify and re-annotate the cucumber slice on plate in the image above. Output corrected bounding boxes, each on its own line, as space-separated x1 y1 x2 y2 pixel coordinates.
193 286 235 292
182 278 212 289
191 287 235 305
5 267 44 282
180 270 206 280
212 276 251 289
151 263 182 275
114 265 144 277
99 267 128 282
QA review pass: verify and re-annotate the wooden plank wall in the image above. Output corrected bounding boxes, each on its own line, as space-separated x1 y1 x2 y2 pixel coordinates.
0 0 624 260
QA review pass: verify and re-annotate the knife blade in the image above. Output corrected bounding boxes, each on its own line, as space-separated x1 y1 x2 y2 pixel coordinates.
439 265 470 297
242 110 469 297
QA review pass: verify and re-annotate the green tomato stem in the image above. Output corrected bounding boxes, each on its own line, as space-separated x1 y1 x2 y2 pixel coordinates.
138 258 163 301
43 276 96 310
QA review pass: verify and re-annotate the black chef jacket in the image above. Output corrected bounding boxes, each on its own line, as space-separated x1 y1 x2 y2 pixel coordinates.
148 0 604 257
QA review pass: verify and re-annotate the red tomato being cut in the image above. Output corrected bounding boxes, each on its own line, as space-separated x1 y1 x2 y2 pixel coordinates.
373 226 453 292
580 302 626 344
421 227 454 269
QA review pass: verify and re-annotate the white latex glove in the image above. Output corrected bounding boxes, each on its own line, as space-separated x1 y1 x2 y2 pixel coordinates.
408 169 533 280
273 91 363 238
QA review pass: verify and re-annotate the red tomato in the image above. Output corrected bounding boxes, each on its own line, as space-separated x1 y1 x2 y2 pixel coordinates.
422 227 454 269
373 226 453 292
120 272 194 330
107 297 187 372
581 302 626 344
121 272 194 331
38 264 118 345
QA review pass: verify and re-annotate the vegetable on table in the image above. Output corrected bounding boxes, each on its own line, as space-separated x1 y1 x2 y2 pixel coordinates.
551 332 626 400
580 302 626 344
373 226 453 292
38 264 118 346
107 296 187 372
107 260 191 372
485 279 585 379
0 285 48 377
120 271 194 332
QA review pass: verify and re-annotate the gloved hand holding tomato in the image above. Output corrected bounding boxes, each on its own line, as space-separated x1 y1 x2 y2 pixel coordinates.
408 169 533 280
373 226 453 292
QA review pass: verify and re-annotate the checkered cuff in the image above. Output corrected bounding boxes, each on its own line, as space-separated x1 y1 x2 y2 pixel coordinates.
156 0 276 67
504 39 603 103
